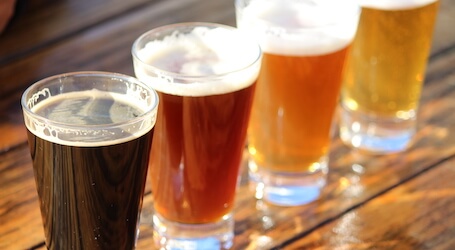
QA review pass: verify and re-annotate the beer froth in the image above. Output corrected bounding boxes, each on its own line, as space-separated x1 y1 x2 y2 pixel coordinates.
236 0 360 56
25 89 156 147
359 0 438 10
134 26 261 97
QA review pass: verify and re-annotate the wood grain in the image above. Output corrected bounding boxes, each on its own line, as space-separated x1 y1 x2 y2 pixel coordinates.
0 0 152 65
285 156 455 250
0 0 454 249
0 144 43 249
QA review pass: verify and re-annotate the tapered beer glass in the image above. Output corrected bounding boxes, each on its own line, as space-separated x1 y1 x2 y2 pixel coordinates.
132 23 261 249
236 0 360 206
339 0 440 153
21 72 159 249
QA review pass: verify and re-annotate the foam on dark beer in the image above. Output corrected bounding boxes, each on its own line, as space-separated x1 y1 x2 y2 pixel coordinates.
25 90 156 147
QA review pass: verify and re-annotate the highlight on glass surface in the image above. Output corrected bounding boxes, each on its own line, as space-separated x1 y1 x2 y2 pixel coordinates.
132 22 261 249
339 0 440 153
236 0 360 206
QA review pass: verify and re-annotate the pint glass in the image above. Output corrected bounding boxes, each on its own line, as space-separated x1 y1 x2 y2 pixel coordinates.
132 23 261 249
21 72 159 249
236 0 360 206
339 0 440 153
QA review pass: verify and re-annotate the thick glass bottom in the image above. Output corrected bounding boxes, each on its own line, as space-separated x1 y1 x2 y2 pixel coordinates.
339 104 416 154
249 156 328 206
152 212 234 250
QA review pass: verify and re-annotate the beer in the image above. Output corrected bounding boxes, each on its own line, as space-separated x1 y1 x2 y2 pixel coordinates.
342 0 439 116
249 48 349 172
22 73 158 249
237 0 359 173
27 130 153 249
149 86 255 224
133 24 261 224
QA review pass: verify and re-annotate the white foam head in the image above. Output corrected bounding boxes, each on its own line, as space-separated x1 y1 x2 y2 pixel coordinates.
236 0 360 56
133 24 262 97
359 0 438 10
22 72 158 147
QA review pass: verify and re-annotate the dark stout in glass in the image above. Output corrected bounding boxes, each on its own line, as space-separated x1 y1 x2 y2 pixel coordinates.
27 128 153 249
22 72 158 249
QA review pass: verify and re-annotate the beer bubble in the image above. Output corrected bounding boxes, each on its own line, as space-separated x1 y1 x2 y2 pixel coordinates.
43 128 51 137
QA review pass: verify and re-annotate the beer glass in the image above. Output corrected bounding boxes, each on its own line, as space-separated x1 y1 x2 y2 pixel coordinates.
132 23 261 249
21 72 159 249
236 0 360 206
339 0 440 153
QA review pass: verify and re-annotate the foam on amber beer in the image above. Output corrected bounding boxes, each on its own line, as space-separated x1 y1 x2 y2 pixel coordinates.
359 0 438 10
134 26 260 96
237 0 358 56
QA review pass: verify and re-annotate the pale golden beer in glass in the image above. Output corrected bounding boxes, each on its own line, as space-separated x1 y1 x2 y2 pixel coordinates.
236 0 360 205
340 0 439 153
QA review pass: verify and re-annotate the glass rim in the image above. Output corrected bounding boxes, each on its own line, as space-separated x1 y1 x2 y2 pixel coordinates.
131 22 262 82
21 71 159 131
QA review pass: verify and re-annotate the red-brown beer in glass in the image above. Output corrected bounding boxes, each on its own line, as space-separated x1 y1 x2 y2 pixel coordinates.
132 22 261 249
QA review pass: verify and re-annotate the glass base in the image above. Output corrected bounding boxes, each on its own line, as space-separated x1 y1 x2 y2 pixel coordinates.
152 212 234 250
339 104 416 154
249 157 328 206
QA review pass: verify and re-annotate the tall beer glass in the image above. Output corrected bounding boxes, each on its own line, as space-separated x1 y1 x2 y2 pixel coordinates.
339 0 440 153
236 0 360 206
21 72 159 249
132 23 261 249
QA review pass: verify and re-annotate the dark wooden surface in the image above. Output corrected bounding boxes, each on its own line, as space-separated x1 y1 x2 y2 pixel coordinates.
1 0 455 249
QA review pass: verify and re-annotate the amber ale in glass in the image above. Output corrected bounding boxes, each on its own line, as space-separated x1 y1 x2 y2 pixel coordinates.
236 0 360 205
132 22 261 249
340 0 440 153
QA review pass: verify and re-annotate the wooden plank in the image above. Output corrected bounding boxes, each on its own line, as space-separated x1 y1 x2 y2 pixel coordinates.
0 0 453 150
0 0 152 65
0 144 44 249
431 0 455 57
284 155 455 249
0 91 25 153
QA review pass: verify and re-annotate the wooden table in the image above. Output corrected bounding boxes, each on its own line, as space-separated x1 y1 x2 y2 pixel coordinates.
1 0 455 249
